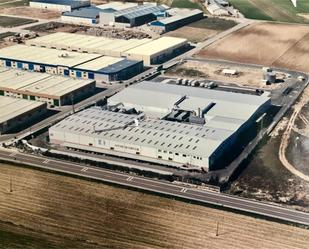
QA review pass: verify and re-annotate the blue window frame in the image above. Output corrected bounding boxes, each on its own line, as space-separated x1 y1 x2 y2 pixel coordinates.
76 71 82 78
17 62 23 68
88 72 94 79
5 60 11 67
64 69 69 76
28 64 34 70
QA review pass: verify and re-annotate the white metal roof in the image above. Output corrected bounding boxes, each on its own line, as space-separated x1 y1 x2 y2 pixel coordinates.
108 81 270 130
124 37 187 56
0 95 45 124
0 67 94 97
0 45 100 67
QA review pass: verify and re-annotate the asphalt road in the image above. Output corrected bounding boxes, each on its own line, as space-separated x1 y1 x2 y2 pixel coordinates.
1 149 309 227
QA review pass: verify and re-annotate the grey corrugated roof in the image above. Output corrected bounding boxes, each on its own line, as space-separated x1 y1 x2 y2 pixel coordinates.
115 4 166 19
50 107 232 157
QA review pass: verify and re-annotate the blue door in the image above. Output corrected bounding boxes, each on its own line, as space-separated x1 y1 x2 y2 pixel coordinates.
64 69 69 76
76 71 82 78
17 62 22 69
5 60 11 67
88 72 94 79
40 65 45 72
29 64 34 70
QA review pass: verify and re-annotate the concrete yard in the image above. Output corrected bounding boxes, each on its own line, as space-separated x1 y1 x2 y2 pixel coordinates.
197 22 309 73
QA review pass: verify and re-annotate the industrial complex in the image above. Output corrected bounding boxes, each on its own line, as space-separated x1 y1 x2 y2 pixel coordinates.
26 32 189 66
49 81 270 171
0 68 95 107
0 45 143 82
0 96 47 135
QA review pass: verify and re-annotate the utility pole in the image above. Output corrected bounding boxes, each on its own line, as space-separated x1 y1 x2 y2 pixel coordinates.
9 177 13 193
71 93 75 113
215 221 219 237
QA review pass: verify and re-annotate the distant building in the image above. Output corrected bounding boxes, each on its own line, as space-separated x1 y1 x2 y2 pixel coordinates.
26 32 189 66
29 0 90 12
0 96 46 135
150 9 203 32
99 4 167 27
49 81 270 171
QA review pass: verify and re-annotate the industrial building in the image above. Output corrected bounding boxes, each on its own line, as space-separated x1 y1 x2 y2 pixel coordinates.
49 81 270 171
99 4 167 27
150 9 204 32
0 45 143 82
26 32 189 65
0 68 95 107
0 96 47 135
29 0 90 12
61 6 103 25
123 37 188 65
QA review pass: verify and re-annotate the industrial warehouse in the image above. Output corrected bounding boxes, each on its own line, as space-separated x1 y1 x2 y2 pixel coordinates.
0 96 46 135
0 68 95 107
49 81 270 171
0 45 143 82
26 32 189 66
29 0 90 12
150 9 203 32
99 4 167 27
61 6 103 25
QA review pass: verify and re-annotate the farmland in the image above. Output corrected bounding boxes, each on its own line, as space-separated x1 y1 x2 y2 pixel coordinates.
229 0 309 23
197 22 309 72
0 15 36 27
0 163 309 248
171 0 203 10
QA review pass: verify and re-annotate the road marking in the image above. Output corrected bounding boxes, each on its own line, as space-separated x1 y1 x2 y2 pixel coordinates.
81 167 88 172
43 159 50 164
127 176 134 181
180 188 187 193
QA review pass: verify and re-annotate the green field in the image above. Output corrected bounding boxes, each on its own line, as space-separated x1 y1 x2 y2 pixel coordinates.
229 0 309 23
0 16 36 27
171 0 203 10
188 17 237 30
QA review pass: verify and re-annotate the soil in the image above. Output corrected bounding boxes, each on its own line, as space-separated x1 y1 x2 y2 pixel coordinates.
1 163 309 248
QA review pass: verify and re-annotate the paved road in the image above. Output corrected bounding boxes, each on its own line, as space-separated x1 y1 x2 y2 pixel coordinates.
1 149 309 226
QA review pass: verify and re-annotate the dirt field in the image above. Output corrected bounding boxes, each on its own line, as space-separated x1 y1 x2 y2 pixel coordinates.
0 7 61 19
0 15 36 27
0 163 309 249
166 60 286 89
165 26 218 43
197 22 309 72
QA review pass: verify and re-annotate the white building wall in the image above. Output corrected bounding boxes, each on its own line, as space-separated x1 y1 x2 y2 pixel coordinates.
30 2 72 12
61 15 95 25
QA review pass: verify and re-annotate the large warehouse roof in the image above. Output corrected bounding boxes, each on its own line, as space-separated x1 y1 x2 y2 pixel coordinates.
0 96 45 124
124 37 187 56
51 107 232 157
0 68 94 98
97 2 138 11
108 81 270 130
26 32 152 54
74 56 123 71
114 4 166 19
0 45 100 67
